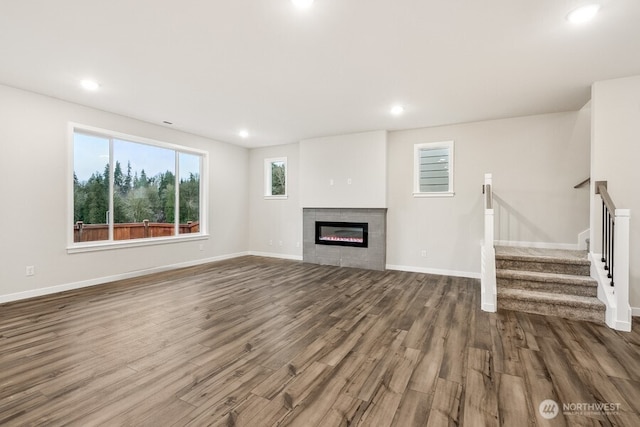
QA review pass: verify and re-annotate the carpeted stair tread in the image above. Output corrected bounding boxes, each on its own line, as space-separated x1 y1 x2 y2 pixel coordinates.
495 246 590 276
497 288 605 322
496 269 597 286
497 288 604 309
494 246 605 322
495 251 590 266
495 246 589 261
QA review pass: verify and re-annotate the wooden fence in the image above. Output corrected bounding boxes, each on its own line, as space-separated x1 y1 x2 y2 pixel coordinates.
74 220 199 242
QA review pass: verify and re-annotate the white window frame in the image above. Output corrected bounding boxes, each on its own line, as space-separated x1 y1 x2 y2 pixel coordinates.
413 140 455 197
67 123 209 253
264 157 288 200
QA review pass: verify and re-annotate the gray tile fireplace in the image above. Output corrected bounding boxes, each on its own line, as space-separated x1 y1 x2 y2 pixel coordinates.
303 208 387 270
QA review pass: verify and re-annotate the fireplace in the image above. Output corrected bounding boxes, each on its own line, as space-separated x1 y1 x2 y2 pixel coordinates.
303 208 387 271
315 221 368 248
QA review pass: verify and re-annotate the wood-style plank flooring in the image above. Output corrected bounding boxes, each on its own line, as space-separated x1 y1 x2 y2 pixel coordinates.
1 256 639 426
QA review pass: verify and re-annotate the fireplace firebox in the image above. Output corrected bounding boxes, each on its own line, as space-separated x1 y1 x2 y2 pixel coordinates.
315 221 368 248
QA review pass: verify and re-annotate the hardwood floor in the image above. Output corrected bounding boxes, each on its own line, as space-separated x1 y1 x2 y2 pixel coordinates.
1 256 639 426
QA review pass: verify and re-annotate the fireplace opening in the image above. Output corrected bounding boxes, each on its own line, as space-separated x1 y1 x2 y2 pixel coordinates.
315 221 368 248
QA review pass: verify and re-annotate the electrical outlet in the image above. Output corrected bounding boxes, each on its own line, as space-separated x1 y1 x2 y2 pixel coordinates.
420 250 427 257
347 178 352 185
296 241 300 248
329 179 334 186
278 240 283 246
269 240 273 246
198 244 204 251
26 266 35 276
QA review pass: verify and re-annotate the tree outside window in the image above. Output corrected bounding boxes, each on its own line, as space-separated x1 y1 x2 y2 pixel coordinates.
264 157 287 199
72 127 204 245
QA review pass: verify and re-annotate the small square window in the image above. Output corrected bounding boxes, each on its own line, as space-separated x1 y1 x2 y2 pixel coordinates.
413 141 454 197
264 157 287 199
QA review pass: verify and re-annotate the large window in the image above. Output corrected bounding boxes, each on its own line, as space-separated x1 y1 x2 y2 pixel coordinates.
264 157 287 199
71 125 206 249
413 141 454 197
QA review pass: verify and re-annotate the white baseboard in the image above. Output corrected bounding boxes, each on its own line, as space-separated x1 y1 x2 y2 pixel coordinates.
481 302 497 312
0 252 249 304
632 307 640 317
248 251 303 261
386 264 480 279
494 240 579 250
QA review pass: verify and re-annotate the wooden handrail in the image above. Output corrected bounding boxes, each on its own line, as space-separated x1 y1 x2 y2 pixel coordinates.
596 181 616 215
574 177 590 189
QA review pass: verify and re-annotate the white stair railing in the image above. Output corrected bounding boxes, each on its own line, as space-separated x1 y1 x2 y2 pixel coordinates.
481 173 497 312
594 181 632 331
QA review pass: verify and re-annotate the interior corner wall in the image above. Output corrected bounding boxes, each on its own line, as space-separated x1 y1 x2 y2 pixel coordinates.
0 84 249 301
248 143 302 258
386 112 590 276
591 75 640 310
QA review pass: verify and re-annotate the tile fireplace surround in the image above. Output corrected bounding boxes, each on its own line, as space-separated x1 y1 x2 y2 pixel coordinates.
303 208 387 271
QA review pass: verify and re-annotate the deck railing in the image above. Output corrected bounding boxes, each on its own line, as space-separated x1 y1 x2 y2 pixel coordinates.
481 173 497 312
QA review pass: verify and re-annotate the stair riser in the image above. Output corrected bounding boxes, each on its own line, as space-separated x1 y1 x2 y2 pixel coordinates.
496 259 590 276
498 298 605 323
497 278 597 297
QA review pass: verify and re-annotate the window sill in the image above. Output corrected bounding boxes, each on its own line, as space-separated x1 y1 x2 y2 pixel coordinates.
413 192 455 198
67 233 210 254
264 195 288 200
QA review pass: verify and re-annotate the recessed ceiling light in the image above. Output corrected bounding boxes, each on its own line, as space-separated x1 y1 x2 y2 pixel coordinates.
292 0 314 9
239 130 250 138
390 105 405 116
567 4 600 24
80 79 100 91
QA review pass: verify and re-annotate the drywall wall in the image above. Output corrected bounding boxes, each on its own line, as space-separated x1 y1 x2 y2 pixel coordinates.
249 112 590 274
387 111 590 276
591 75 640 310
0 84 249 301
299 131 387 208
248 143 302 258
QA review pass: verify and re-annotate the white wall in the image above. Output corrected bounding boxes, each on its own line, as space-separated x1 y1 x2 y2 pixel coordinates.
248 112 590 274
591 75 640 310
299 131 387 208
0 84 249 301
0 84 594 301
387 112 590 276
248 143 302 258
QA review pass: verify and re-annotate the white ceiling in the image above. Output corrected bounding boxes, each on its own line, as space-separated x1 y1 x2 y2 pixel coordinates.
1 0 639 148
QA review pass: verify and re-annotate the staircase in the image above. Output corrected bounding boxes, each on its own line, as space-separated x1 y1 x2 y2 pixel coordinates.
495 246 605 323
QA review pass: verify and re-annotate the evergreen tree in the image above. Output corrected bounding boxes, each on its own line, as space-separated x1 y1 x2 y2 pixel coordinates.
114 161 125 194
179 173 200 223
164 183 175 223
139 169 149 188
157 171 175 223
85 172 108 224
123 161 132 194
271 163 286 195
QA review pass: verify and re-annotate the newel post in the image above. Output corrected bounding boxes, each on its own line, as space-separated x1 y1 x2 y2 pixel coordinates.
143 219 150 238
481 173 497 312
